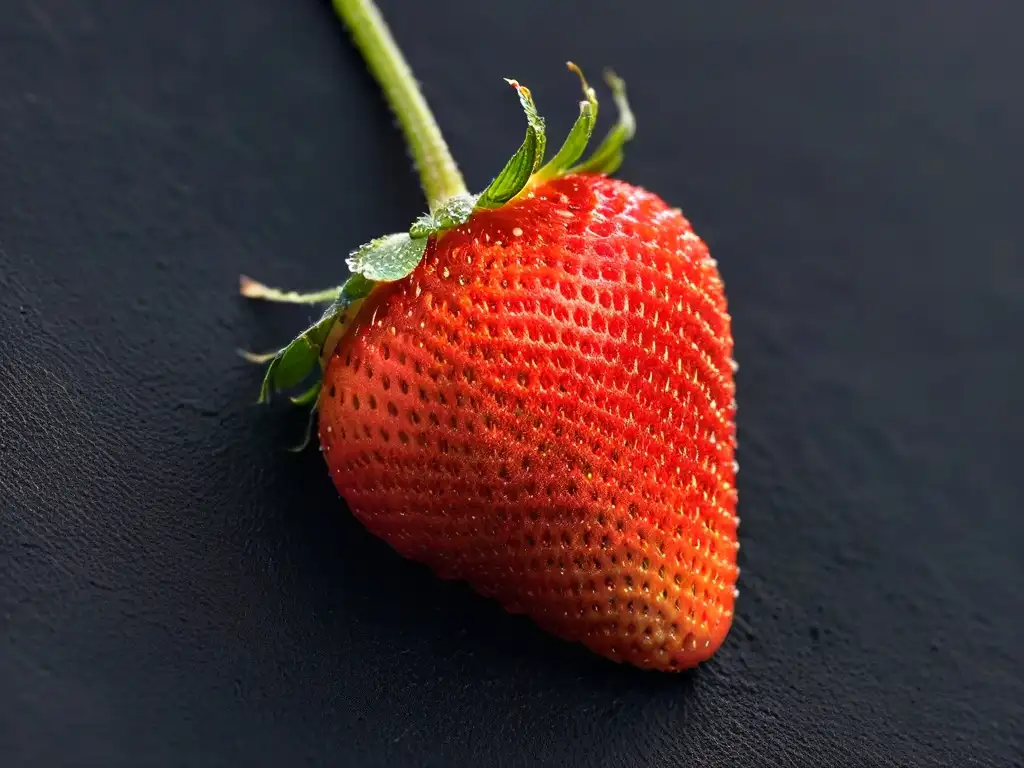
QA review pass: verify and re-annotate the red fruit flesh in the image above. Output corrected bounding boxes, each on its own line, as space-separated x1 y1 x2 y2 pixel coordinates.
318 174 739 670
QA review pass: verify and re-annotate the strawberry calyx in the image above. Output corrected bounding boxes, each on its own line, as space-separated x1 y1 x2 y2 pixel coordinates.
242 1 636 446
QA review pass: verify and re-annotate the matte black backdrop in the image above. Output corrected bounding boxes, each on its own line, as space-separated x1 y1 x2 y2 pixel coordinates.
2 1 1022 766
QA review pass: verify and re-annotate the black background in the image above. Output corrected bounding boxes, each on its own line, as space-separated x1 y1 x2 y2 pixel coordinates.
2 1 1022 766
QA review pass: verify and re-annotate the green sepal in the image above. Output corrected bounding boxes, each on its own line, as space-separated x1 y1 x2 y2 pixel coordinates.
346 232 429 282
537 63 598 180
290 380 322 406
238 349 279 364
257 312 334 404
287 399 320 453
335 272 376 303
475 80 547 210
409 194 477 238
569 71 635 175
238 275 342 305
255 273 376 405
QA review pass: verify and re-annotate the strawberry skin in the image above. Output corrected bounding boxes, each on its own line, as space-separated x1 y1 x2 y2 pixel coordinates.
317 174 739 670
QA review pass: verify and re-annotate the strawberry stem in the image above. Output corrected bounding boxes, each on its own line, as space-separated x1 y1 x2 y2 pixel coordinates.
332 0 469 211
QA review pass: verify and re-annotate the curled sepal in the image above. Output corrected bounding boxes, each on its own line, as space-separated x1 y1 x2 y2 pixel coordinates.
537 63 598 180
257 312 335 404
287 401 321 453
255 274 376 404
287 382 322 454
475 80 547 210
289 380 322 406
346 232 429 282
569 70 636 176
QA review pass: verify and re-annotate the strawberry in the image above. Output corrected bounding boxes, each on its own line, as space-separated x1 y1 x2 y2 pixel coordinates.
242 0 739 671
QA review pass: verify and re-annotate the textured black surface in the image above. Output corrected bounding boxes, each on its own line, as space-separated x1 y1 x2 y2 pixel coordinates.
2 1 1023 766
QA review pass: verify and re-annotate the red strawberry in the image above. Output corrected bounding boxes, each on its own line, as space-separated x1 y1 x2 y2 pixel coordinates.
243 0 739 671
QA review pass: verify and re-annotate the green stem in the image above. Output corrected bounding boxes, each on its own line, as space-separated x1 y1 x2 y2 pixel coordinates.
333 0 468 211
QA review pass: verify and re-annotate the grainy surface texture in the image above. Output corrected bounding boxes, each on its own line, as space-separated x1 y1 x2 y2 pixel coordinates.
1 0 1022 766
